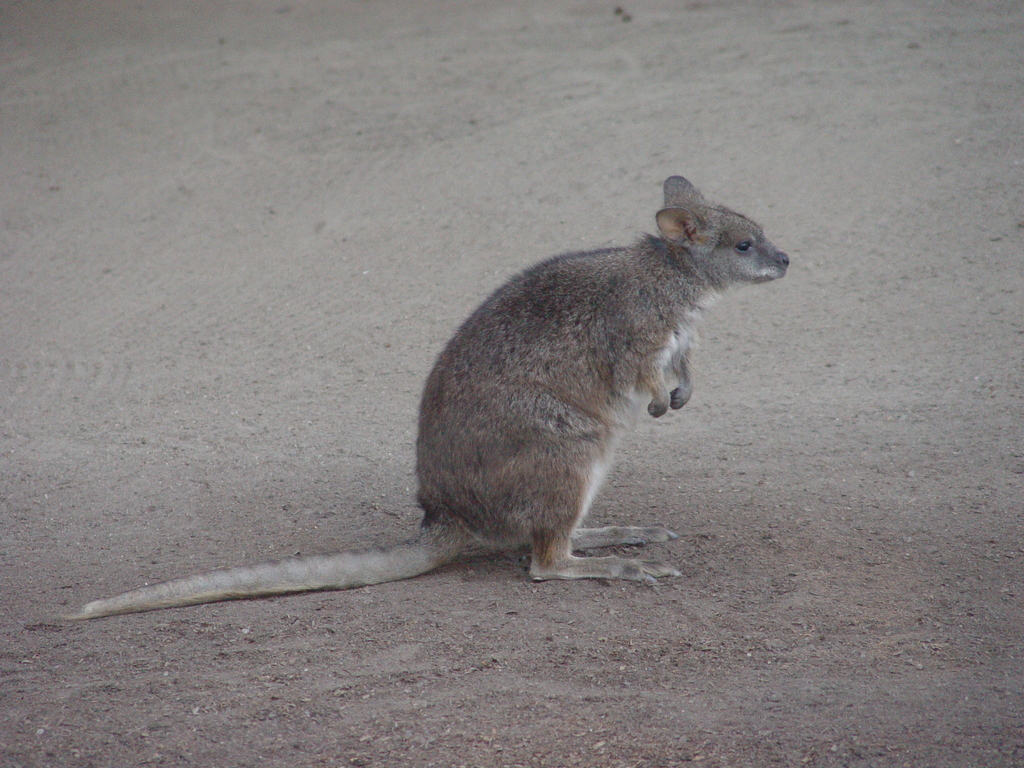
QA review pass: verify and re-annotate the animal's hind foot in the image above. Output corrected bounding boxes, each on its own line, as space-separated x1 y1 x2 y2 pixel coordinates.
571 525 677 550
530 553 680 584
618 559 681 584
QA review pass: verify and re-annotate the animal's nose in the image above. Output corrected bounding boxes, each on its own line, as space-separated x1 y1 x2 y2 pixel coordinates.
775 251 790 268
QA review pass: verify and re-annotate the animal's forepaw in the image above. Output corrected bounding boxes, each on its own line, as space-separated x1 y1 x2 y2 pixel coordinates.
670 385 692 409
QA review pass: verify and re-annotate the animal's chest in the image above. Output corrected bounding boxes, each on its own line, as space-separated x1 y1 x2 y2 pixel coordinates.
655 315 700 371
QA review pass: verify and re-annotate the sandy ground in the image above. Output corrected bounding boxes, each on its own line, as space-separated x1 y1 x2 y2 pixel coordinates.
2 1 1023 766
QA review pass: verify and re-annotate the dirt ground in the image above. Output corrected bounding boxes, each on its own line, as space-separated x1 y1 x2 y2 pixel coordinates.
2 1 1022 766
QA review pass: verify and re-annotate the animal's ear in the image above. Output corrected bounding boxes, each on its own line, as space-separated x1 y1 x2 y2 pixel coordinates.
663 175 704 208
656 207 704 244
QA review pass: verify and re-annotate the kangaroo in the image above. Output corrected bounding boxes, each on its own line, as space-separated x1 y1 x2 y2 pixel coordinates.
67 175 788 620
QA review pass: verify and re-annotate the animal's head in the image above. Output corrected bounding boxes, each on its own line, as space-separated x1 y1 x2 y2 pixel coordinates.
655 175 789 289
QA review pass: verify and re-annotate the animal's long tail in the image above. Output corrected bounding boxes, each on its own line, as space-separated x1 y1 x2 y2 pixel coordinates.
66 531 464 620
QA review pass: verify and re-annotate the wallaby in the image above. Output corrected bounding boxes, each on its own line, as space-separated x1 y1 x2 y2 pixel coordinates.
67 175 788 620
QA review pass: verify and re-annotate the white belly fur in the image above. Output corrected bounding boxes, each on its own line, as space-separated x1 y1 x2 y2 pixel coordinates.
656 310 703 373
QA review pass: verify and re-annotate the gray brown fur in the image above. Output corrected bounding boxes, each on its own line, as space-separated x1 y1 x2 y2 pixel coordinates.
67 175 788 620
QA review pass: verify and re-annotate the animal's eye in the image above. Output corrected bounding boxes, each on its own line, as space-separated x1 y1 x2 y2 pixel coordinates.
735 241 752 252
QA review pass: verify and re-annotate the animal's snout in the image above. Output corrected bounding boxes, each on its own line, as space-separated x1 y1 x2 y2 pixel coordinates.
774 250 790 268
